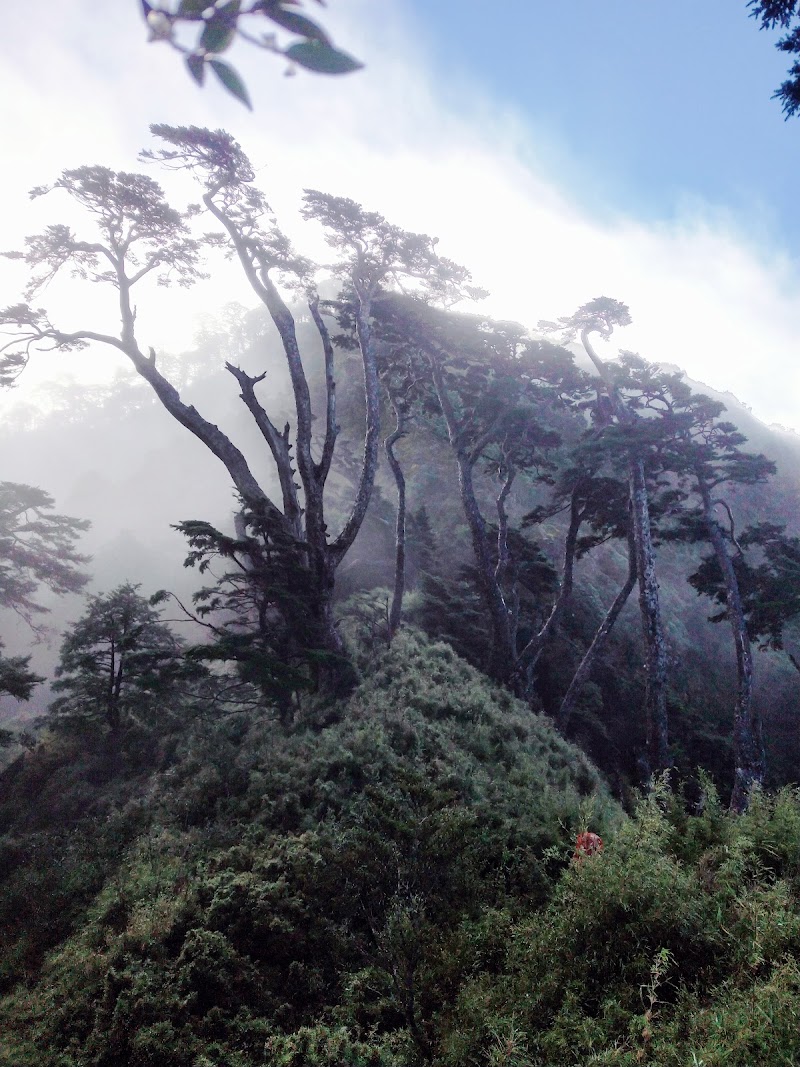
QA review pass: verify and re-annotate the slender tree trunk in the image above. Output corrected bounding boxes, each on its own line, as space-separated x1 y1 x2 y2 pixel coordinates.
629 456 670 773
581 327 670 774
110 653 124 733
515 484 583 684
458 453 518 686
696 473 764 811
558 522 637 732
106 638 118 733
385 399 407 641
425 351 517 685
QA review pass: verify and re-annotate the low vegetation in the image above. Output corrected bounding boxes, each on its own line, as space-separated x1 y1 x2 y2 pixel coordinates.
2 634 800 1064
0 633 613 1065
3 118 800 1067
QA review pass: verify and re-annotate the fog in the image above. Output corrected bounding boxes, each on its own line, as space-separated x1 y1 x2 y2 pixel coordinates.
4 3 800 432
4 2 800 730
0 305 302 716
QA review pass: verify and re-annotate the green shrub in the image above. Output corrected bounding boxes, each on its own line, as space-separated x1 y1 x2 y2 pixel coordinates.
447 785 800 1067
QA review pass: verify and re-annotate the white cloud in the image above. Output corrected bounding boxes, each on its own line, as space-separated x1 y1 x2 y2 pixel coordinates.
3 0 800 430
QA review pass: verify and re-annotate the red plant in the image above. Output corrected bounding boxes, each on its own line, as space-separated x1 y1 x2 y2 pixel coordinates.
573 831 603 864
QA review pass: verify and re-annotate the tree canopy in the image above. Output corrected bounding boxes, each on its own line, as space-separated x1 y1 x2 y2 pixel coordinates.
0 482 90 705
749 0 800 115
49 583 191 734
0 482 90 628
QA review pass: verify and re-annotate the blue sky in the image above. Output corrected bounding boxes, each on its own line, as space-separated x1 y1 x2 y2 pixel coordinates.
403 1 800 242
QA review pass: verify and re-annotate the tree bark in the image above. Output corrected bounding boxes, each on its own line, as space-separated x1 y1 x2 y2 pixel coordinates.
558 523 637 732
629 456 670 773
106 636 118 732
580 327 670 773
385 398 407 641
695 471 764 811
225 364 303 539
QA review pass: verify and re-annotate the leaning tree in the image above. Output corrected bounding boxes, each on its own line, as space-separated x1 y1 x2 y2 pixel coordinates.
368 295 588 695
1 125 477 689
540 299 671 775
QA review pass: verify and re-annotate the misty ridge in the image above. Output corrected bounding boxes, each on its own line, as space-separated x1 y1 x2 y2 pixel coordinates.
3 4 800 1052
2 121 800 798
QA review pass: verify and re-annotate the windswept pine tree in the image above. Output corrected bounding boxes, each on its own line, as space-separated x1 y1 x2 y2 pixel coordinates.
367 295 586 695
0 481 90 707
540 298 672 775
0 126 479 691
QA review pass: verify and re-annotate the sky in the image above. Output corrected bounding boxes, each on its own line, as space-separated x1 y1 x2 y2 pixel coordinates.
2 0 800 431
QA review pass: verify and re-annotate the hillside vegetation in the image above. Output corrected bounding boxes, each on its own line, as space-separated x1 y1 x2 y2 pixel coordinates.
2 634 800 1064
3 124 800 1065
0 632 615 1065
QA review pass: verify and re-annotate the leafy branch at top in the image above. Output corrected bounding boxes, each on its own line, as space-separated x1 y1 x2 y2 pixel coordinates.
141 0 363 109
749 0 800 117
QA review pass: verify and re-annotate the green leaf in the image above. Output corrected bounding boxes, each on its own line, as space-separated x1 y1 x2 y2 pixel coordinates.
200 8 238 53
177 0 207 15
185 52 206 85
266 7 331 44
285 40 363 75
209 58 252 109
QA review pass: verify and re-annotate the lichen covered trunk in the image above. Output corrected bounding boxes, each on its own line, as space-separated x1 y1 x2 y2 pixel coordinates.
385 403 407 641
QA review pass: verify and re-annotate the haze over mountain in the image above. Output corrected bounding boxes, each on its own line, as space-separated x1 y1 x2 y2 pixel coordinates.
4 6 800 1065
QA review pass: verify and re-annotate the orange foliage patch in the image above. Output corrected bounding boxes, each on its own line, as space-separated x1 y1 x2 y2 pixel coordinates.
573 831 603 864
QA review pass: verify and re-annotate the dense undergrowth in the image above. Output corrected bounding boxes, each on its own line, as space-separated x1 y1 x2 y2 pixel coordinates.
1 633 800 1065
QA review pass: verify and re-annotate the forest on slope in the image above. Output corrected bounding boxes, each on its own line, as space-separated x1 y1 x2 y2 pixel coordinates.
2 119 800 1064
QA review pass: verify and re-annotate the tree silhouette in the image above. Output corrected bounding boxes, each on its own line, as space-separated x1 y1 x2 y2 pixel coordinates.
0 482 90 629
1 126 476 688
50 583 188 735
748 1 800 116
541 299 671 775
